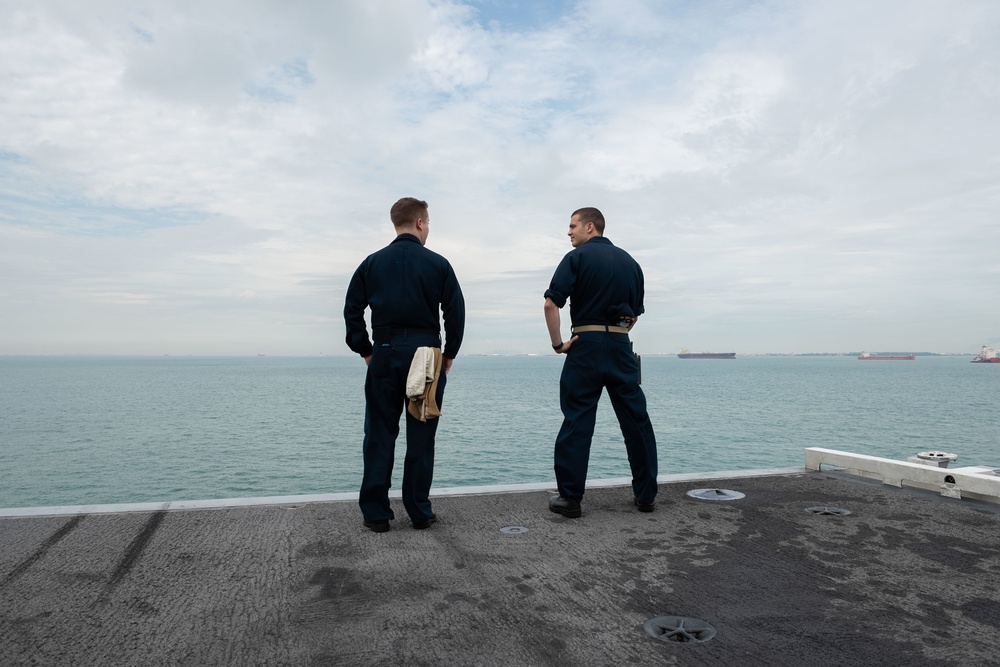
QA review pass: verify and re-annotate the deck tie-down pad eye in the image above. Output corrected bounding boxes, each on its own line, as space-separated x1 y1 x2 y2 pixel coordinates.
805 506 852 516
686 488 745 501
644 616 717 643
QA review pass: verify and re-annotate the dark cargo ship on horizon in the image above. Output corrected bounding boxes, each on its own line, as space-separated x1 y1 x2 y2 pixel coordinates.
677 348 736 359
858 351 916 360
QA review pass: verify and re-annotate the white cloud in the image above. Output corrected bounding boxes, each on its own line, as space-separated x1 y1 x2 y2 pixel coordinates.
1 0 998 355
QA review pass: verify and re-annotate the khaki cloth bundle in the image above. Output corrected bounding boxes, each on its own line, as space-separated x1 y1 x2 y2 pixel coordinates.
406 347 443 422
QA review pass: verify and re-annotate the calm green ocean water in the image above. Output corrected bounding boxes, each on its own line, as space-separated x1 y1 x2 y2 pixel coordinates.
1 355 996 508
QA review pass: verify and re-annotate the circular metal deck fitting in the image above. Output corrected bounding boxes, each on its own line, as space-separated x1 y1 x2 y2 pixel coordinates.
917 451 958 462
499 526 528 535
644 616 717 643
687 488 745 501
805 506 852 516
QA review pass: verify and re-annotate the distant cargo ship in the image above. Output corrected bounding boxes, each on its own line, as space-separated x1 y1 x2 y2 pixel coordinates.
971 346 1000 363
858 352 915 360
678 348 735 359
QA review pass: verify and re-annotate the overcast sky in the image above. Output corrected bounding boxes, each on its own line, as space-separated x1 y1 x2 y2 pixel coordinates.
2 0 998 356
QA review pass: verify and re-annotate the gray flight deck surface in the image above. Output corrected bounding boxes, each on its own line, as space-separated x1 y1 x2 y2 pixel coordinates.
2 472 999 666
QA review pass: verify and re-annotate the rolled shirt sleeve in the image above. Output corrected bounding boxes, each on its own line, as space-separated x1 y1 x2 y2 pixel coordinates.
544 253 576 308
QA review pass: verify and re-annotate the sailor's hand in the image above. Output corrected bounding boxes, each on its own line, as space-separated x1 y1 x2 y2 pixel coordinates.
443 357 454 374
555 336 579 354
364 355 371 366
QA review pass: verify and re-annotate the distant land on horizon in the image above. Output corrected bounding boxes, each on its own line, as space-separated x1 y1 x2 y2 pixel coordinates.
754 352 960 357
467 351 976 358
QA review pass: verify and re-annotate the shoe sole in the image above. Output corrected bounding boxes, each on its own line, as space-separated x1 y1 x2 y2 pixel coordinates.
548 505 581 519
413 516 437 530
364 521 390 533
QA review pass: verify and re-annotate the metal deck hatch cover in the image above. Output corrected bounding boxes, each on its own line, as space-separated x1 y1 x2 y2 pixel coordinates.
686 488 745 501
499 526 528 534
644 616 717 643
805 506 852 516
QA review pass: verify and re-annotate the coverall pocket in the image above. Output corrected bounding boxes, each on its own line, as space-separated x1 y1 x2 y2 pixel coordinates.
370 344 392 378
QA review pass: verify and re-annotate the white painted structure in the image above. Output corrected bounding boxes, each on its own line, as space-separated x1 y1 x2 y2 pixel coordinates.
805 447 1000 503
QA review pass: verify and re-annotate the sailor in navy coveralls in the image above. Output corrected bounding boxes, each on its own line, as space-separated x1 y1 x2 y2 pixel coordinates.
344 197 465 532
543 207 658 518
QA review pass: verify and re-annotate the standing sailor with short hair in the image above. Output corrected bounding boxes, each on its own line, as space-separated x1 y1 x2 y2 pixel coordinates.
543 207 658 518
344 197 465 532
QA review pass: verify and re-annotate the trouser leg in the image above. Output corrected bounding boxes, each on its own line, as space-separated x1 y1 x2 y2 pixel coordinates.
607 341 658 504
554 342 602 501
358 346 402 521
402 369 446 521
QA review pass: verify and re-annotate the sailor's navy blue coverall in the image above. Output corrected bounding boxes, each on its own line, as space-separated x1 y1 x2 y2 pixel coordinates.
544 236 658 505
344 233 465 524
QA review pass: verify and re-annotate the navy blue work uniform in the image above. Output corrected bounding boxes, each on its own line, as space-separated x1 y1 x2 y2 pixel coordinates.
544 236 657 504
344 233 465 524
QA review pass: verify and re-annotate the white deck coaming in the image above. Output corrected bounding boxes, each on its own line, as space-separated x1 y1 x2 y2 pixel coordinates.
10 447 1000 518
0 466 804 518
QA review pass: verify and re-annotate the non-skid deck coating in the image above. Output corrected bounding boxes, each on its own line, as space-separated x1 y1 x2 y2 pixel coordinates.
1 472 999 666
